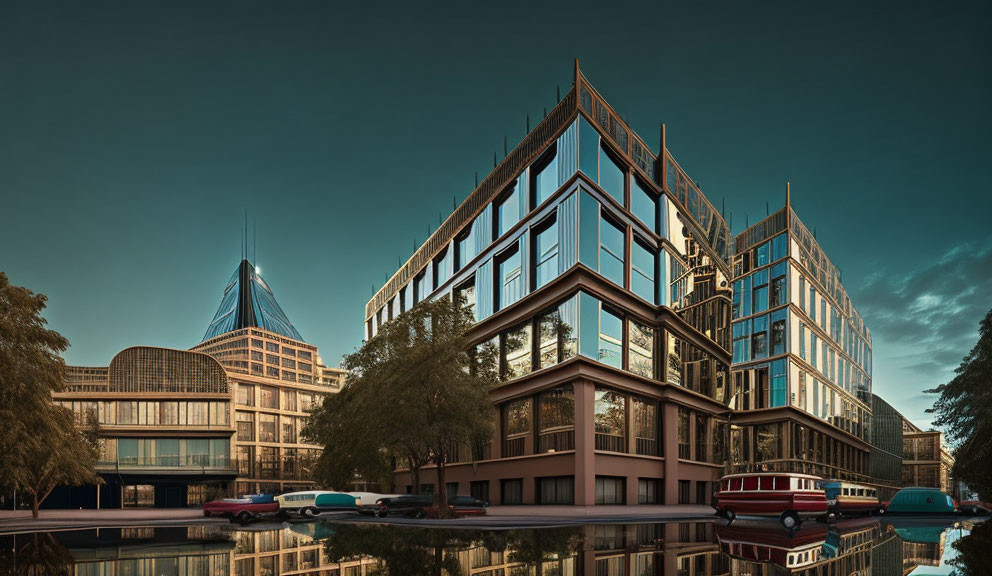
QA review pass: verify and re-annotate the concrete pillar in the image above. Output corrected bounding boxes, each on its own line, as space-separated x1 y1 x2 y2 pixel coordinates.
662 402 679 505
573 380 595 506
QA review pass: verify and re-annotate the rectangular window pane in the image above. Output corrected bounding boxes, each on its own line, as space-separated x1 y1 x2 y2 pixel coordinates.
502 323 532 379
599 217 624 287
598 308 622 369
594 389 626 452
631 239 655 303
631 177 656 233
534 218 559 290
628 320 654 378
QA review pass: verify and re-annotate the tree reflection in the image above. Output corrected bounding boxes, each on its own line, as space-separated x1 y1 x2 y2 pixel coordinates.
0 532 74 575
322 524 582 576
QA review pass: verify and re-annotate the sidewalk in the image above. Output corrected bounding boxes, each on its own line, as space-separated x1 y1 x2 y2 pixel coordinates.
0 508 224 534
0 505 719 533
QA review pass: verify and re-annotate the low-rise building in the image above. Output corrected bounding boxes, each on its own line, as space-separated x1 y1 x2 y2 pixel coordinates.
901 419 956 498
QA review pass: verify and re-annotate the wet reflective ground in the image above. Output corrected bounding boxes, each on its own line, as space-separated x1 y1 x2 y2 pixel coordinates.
0 516 986 575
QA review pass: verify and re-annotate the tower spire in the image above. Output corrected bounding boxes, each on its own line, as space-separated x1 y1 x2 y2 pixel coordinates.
786 181 791 209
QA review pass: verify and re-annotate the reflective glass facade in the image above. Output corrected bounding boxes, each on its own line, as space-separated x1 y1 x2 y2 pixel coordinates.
730 204 873 481
365 67 733 505
202 260 303 342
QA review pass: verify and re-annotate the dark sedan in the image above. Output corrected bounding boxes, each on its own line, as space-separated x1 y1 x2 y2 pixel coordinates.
374 494 487 518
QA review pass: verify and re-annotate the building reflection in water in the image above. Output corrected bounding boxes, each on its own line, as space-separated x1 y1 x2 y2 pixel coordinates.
0 518 976 575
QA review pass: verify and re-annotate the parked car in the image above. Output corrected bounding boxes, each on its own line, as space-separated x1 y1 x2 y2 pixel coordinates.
203 494 279 524
885 487 955 514
275 491 362 518
374 494 487 519
958 501 990 516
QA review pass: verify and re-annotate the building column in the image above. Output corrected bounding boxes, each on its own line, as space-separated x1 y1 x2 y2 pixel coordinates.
573 380 595 506
663 402 679 505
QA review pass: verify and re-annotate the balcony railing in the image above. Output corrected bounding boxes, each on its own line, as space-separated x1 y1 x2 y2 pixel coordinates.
97 456 234 471
538 429 575 453
595 433 626 453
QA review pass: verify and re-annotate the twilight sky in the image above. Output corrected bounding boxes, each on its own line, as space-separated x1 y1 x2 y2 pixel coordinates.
1 1 989 430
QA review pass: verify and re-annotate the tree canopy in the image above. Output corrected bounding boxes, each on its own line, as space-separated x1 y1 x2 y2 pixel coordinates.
304 297 499 511
0 272 101 518
926 307 992 500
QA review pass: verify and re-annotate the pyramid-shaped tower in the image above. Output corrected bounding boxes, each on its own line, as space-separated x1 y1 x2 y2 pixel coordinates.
201 259 303 342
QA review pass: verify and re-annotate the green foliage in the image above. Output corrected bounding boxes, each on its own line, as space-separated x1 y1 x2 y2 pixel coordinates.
951 520 992 575
926 307 992 500
0 272 101 518
303 298 499 510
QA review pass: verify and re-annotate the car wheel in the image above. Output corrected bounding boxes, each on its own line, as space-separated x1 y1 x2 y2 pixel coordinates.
236 511 253 525
300 507 319 518
203 510 211 517
780 511 801 529
413 509 426 519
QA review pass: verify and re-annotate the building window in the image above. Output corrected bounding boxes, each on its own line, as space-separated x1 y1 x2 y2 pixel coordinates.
455 223 475 271
502 398 531 458
631 238 655 303
599 144 625 206
413 272 426 305
752 315 768 360
454 279 476 319
771 233 787 261
538 386 575 453
599 216 625 287
628 319 654 379
638 478 661 504
595 306 623 369
595 477 626 505
501 479 523 505
770 359 787 407
633 397 658 456
537 308 563 369
771 309 787 356
678 408 690 459
237 385 254 407
770 262 787 307
531 144 559 208
466 481 488 504
494 245 523 311
631 177 656 233
594 388 626 452
495 183 520 240
433 247 451 289
259 387 279 410
532 216 559 290
756 423 781 461
537 476 574 505
752 268 769 313
501 323 532 379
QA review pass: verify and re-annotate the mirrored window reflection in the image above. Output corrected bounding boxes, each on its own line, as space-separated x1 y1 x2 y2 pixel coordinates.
532 144 559 207
599 144 625 206
533 216 559 290
599 216 625 287
501 323 532 380
628 320 654 379
538 309 562 369
631 176 657 233
454 279 476 319
633 397 658 456
502 398 530 458
631 238 655 304
598 307 623 369
495 183 520 239
538 386 574 453
455 221 475 271
495 246 522 311
594 388 625 452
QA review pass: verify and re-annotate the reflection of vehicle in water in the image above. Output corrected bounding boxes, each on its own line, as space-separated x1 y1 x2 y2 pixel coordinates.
886 487 956 514
819 481 881 516
715 472 827 528
275 491 361 518
716 520 827 569
821 516 881 559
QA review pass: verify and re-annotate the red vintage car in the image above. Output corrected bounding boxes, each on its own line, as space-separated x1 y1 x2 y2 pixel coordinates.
203 495 280 523
715 472 828 528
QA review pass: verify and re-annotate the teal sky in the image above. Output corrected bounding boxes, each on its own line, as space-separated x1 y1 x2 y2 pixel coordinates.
1 1 989 429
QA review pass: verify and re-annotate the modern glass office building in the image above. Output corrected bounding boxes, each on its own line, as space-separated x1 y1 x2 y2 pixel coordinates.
48 259 345 508
365 63 734 506
729 195 873 482
869 393 903 499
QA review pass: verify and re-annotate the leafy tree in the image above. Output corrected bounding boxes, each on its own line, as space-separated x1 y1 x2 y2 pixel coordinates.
304 298 499 514
0 272 101 518
926 307 992 500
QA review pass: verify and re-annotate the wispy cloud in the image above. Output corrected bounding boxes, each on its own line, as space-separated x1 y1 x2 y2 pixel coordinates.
857 236 992 429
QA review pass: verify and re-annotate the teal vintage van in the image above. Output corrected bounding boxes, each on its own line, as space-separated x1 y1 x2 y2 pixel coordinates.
275 491 362 518
885 487 955 514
